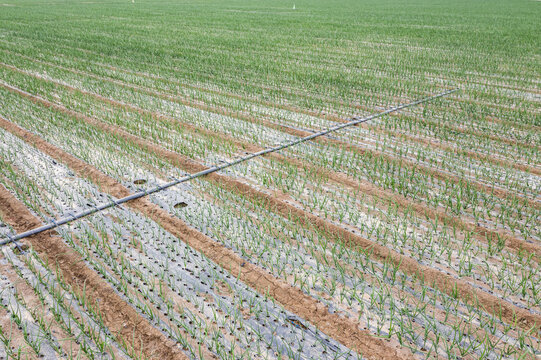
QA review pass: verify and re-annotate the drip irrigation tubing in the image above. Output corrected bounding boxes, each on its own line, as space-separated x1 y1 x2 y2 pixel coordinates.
0 88 458 246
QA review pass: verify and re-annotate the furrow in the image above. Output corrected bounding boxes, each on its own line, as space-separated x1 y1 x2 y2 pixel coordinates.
0 88 538 335
0 187 189 360
0 69 537 258
0 56 537 209
0 110 412 359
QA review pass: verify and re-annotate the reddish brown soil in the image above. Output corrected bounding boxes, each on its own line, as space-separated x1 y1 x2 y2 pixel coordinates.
0 113 413 359
212 171 541 334
71 230 221 360
0 305 38 359
0 75 537 259
2 61 538 206
0 109 538 336
214 186 541 353
0 46 539 357
57 77 541 255
485 115 541 132
364 125 541 176
0 261 87 358
0 187 188 360
317 166 541 257
3 51 540 143
354 100 539 151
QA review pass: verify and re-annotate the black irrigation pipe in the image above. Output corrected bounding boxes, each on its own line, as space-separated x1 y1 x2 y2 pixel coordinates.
0 88 458 247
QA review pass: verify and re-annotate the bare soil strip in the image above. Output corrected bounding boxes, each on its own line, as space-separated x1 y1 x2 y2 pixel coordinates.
4 47 538 147
211 189 541 357
0 104 538 336
0 187 188 360
67 231 221 360
319 168 541 257
1 61 537 207
355 101 539 151
0 304 38 359
0 73 537 258
0 118 413 359
4 45 540 142
0 261 86 359
363 125 541 176
249 117 540 210
485 115 541 132
68 81 541 254
80 53 541 138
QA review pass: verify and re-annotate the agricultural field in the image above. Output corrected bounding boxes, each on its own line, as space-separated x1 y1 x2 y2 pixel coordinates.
0 0 539 359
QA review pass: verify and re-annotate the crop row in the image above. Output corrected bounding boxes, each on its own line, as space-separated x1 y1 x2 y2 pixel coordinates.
0 92 538 358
